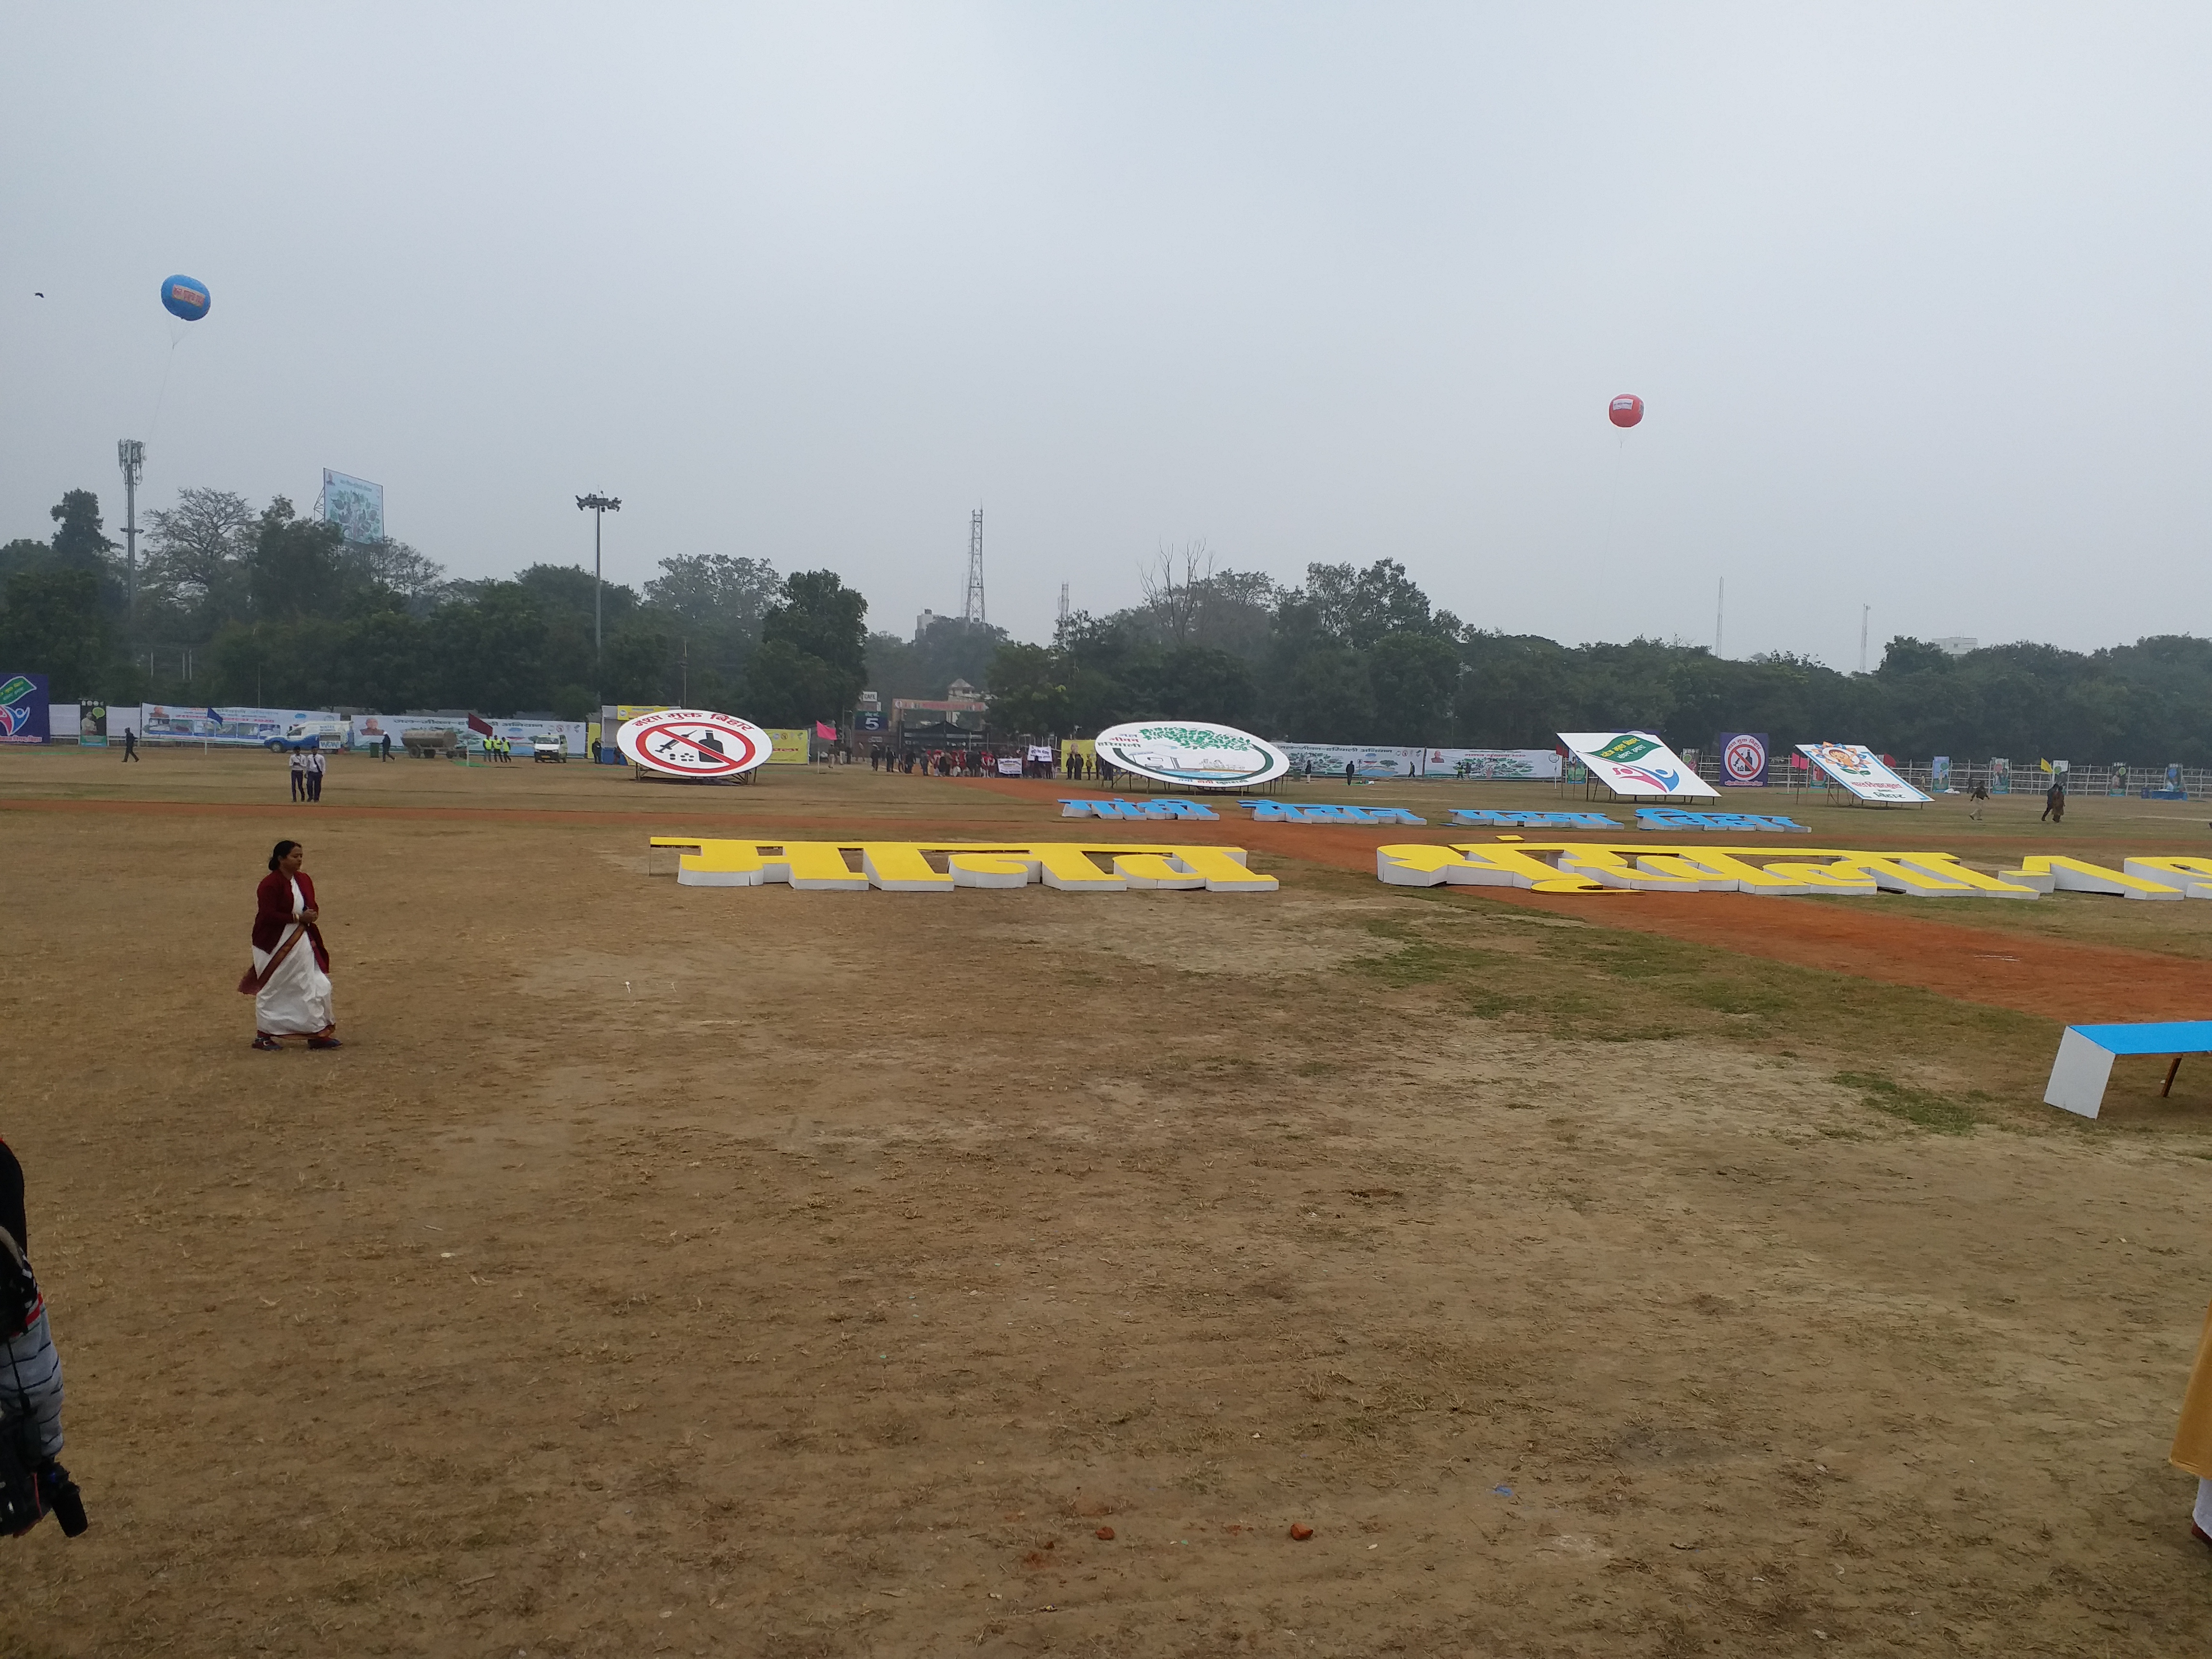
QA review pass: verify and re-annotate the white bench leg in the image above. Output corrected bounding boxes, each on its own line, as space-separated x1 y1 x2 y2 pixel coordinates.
2044 1029 2117 1118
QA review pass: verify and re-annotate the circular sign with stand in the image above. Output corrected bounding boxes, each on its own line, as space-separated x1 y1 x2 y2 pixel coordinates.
1093 720 1289 789
616 709 772 779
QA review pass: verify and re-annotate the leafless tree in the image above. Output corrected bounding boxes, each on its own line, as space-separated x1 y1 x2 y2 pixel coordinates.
1138 540 1214 646
142 487 253 607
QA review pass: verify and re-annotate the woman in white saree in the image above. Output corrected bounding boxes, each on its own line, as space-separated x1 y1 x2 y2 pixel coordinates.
240 840 340 1050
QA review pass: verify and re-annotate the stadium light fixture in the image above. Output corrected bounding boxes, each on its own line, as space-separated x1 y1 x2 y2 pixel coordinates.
576 493 622 697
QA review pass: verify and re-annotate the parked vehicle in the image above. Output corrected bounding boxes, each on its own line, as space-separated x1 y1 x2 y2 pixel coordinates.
262 719 347 752
531 734 568 762
401 728 462 759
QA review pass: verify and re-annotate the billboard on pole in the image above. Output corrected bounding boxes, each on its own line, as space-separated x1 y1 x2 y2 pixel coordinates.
320 469 385 543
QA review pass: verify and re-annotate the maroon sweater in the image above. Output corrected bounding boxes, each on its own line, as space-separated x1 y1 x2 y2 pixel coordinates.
252 870 330 972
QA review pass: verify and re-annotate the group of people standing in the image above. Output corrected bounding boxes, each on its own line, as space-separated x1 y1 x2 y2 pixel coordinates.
482 735 519 762
286 747 327 803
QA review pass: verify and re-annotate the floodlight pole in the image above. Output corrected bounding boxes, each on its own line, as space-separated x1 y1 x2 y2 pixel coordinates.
576 492 622 697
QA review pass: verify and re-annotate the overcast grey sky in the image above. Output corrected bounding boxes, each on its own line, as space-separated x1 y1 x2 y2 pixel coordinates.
4 4 2207 664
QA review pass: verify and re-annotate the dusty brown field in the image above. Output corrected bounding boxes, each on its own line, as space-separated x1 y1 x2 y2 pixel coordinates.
4 747 2212 1656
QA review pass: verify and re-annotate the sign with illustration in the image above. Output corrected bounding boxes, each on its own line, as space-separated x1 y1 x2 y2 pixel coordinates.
0 673 49 744
1418 747 1563 781
76 699 108 748
1714 732 1767 787
1277 743 1422 780
136 704 337 747
1796 743 1931 805
1554 731 1719 799
1094 721 1289 789
617 709 773 779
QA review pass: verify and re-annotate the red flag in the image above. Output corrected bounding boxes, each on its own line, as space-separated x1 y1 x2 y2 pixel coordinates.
814 721 837 740
467 713 493 737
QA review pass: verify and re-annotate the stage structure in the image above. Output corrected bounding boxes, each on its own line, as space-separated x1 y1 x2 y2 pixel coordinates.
617 709 772 780
1093 721 1290 790
1796 743 1931 805
1555 731 1719 799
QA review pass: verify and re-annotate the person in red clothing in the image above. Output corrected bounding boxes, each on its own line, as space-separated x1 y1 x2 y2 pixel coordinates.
240 840 339 1051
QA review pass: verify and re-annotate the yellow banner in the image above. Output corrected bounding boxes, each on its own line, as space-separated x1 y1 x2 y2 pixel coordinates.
649 837 1275 893
763 729 811 765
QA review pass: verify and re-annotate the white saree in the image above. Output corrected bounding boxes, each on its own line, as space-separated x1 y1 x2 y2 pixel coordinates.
253 878 335 1037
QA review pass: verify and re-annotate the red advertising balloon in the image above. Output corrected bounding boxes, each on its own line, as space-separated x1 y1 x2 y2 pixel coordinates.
1608 394 1644 429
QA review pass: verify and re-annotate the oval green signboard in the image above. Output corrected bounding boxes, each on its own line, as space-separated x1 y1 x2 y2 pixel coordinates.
1093 720 1289 789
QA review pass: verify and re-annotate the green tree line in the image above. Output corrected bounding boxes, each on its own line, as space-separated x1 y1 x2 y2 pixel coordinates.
5 486 2209 761
0 488 864 725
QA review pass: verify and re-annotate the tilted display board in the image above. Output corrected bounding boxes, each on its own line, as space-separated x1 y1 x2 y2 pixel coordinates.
1555 731 1719 799
1093 721 1289 789
1796 743 1930 804
617 709 772 779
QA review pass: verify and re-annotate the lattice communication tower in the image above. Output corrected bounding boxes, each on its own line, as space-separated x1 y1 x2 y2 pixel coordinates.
962 507 986 626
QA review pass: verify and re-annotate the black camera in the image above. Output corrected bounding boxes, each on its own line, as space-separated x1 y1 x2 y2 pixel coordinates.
37 1462 86 1537
0 1437 84 1539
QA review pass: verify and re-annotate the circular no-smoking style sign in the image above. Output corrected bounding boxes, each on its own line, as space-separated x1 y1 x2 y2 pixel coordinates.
1721 733 1767 785
616 709 772 778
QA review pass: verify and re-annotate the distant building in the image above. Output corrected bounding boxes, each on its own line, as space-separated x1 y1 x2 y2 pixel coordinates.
915 609 941 642
946 678 981 701
1932 636 1978 656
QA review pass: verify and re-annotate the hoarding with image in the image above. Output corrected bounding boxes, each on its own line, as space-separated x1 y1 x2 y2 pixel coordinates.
765 728 810 764
320 469 385 544
1714 732 1768 787
1555 731 1719 798
0 673 50 744
1277 743 1422 780
1932 756 1953 792
76 700 108 747
1796 743 1932 804
469 718 587 757
1419 747 1563 781
138 704 341 747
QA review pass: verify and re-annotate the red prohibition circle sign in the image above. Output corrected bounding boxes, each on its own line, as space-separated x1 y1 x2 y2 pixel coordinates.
617 710 770 777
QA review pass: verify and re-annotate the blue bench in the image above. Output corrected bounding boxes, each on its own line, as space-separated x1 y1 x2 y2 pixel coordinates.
2044 1020 2212 1118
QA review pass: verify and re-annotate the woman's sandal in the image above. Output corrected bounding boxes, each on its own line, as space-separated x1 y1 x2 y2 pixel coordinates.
251 1034 282 1051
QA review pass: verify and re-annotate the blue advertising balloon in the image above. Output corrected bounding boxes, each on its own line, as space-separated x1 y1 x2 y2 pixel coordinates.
159 275 210 322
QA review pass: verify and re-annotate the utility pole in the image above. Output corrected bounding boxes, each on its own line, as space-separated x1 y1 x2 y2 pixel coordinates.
1714 576 1724 658
962 507 986 626
1860 604 1871 673
117 440 144 623
1058 581 1069 629
575 493 622 697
